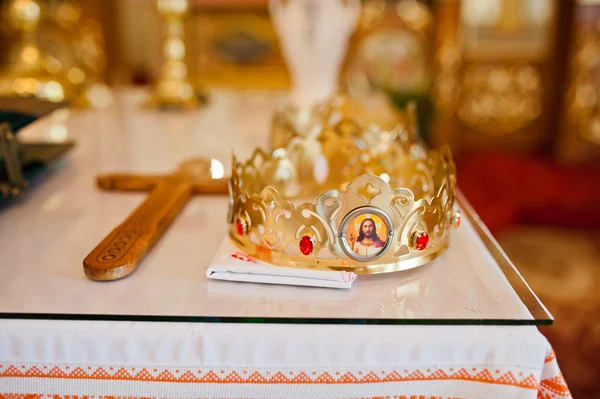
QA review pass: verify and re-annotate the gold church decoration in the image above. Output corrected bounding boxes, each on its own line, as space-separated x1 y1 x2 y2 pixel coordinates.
344 0 434 98
144 0 206 110
456 64 542 136
186 4 290 89
555 1 600 163
430 0 559 154
569 18 600 146
270 93 412 153
42 0 111 108
0 0 73 103
454 0 547 135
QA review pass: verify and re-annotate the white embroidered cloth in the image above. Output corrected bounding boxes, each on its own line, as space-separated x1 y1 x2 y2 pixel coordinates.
206 238 357 289
0 319 571 399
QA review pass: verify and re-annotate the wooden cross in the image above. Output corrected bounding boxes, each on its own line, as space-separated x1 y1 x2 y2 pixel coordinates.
83 158 228 281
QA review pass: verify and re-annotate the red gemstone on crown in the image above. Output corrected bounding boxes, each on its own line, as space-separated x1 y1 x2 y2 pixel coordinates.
414 232 429 250
235 219 245 236
299 235 314 255
455 212 461 227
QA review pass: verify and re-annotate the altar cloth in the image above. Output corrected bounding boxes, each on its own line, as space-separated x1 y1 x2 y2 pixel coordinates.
0 319 570 398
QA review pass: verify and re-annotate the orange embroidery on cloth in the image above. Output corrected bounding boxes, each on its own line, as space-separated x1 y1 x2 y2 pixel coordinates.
538 375 571 396
0 395 44 399
0 364 538 390
0 397 154 399
544 350 556 363
0 396 461 399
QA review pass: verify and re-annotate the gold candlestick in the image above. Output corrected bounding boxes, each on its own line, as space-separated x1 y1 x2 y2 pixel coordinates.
45 0 112 109
144 0 206 110
0 0 72 103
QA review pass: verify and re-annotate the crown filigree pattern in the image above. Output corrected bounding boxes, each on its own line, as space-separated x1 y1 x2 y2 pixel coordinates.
228 139 458 274
270 94 417 150
244 103 428 200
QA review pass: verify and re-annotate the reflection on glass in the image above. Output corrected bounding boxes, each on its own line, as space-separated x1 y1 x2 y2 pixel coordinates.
45 108 70 142
210 158 225 180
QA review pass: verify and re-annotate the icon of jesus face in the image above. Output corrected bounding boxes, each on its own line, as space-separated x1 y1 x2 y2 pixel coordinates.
360 218 376 240
340 207 393 261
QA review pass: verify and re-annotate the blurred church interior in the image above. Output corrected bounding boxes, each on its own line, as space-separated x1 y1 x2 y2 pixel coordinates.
0 0 599 396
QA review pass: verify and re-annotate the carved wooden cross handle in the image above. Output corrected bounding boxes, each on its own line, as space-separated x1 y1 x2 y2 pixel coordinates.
83 159 228 281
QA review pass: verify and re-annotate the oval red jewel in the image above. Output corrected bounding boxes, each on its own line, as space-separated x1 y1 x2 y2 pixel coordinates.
299 235 313 255
455 213 461 227
415 232 429 250
235 219 244 235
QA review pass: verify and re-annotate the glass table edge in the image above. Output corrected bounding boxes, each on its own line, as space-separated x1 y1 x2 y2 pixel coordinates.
0 312 553 326
0 190 554 326
456 190 554 324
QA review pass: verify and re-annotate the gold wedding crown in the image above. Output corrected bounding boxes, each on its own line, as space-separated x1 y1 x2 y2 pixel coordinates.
228 96 460 274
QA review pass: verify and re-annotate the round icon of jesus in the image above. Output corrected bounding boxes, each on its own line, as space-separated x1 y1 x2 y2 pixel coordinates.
339 207 394 261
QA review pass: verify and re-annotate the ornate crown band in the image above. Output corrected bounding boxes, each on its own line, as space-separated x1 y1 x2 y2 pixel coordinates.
227 137 460 274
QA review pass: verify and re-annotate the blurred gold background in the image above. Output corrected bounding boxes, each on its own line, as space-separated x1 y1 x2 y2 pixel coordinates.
0 0 599 396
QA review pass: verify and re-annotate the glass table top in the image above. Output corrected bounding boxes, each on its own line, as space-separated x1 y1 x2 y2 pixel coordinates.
0 89 553 326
